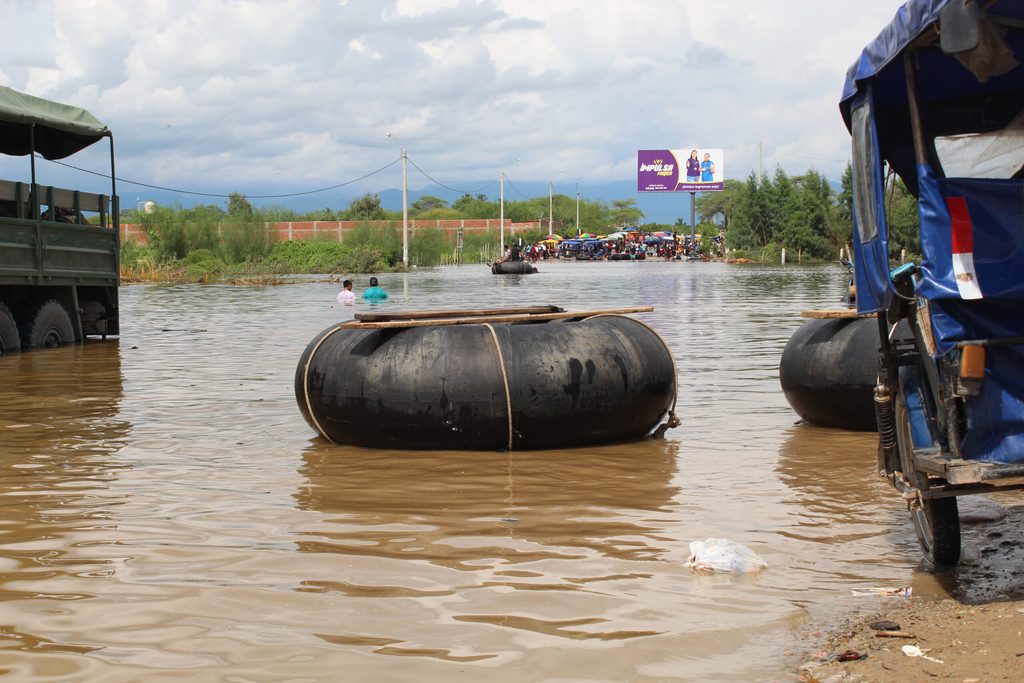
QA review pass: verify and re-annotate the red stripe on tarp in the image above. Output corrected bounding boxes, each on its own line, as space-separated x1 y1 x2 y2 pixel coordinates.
946 196 973 254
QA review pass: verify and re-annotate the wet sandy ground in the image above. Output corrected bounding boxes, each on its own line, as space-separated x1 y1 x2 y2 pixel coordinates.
796 493 1024 682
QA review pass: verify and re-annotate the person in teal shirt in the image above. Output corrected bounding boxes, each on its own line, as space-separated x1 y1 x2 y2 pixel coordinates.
362 276 389 301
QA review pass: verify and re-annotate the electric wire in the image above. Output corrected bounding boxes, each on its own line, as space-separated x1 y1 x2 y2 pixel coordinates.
406 156 496 196
501 175 532 200
42 155 403 199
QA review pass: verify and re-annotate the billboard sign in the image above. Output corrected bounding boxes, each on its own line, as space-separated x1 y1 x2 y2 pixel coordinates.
637 148 724 192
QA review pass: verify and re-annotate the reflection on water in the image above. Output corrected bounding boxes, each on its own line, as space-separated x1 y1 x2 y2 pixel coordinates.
0 344 128 660
0 262 947 681
775 425 918 587
296 441 677 569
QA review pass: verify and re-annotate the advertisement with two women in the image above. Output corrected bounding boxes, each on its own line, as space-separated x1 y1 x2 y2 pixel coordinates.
637 148 724 192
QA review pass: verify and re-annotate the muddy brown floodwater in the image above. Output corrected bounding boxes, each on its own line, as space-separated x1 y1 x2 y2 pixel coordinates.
1 261 1021 682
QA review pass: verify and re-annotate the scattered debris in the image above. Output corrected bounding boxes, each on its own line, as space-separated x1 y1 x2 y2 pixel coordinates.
850 586 912 597
868 620 901 631
901 644 943 664
686 538 767 573
837 649 867 662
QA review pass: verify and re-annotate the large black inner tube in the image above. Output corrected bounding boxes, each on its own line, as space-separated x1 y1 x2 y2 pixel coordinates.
296 315 677 451
779 317 878 431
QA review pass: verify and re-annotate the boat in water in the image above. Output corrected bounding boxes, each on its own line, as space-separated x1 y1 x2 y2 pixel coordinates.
490 260 537 274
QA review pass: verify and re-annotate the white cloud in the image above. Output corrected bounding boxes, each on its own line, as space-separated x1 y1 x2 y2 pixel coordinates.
0 0 906 207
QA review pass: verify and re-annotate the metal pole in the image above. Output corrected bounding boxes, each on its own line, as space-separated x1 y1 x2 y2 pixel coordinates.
548 180 553 233
903 51 928 166
500 171 505 254
401 149 408 267
689 191 696 240
575 182 580 234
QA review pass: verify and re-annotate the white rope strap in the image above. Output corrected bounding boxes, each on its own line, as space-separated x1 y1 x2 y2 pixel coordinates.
483 322 515 450
302 324 347 444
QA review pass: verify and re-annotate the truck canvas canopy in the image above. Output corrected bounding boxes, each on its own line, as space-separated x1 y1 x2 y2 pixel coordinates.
0 85 109 159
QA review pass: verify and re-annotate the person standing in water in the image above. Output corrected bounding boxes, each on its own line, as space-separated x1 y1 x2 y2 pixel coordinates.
362 276 389 301
336 279 355 305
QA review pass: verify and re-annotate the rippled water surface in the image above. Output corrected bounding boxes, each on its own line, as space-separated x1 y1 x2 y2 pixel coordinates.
1 261 937 681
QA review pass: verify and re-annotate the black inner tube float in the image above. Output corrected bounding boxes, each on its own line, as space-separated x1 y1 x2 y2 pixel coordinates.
296 308 679 450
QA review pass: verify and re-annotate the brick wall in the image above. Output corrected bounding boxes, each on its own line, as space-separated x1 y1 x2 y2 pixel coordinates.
120 218 542 245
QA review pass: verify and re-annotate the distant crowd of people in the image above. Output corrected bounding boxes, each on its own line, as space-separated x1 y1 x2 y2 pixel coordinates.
499 230 725 262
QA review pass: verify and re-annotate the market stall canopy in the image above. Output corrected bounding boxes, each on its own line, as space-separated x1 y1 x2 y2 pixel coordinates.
543 234 562 241
0 86 110 159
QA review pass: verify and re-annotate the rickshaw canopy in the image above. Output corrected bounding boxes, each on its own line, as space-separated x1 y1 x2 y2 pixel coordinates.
843 0 1024 316
842 0 1024 463
840 0 1024 197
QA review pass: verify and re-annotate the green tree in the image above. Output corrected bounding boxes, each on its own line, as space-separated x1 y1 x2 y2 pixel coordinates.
609 198 643 226
885 174 920 258
695 178 742 230
453 193 499 219
227 192 254 219
780 170 834 259
411 195 448 215
345 193 388 220
833 162 854 250
729 171 774 249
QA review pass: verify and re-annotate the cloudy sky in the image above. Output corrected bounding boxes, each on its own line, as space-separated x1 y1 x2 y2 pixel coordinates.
1 0 906 219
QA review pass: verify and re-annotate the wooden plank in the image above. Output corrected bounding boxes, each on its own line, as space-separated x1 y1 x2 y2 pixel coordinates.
342 306 655 330
800 309 876 319
0 179 16 201
355 304 563 323
37 185 105 214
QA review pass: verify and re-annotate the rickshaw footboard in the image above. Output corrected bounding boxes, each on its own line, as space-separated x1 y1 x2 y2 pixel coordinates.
914 452 1024 486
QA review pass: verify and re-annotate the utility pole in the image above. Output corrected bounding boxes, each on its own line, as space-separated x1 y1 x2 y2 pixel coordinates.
548 180 553 233
402 148 409 267
575 182 580 234
690 191 696 241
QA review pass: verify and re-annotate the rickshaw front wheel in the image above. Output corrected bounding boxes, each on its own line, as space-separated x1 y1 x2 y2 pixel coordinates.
895 386 962 566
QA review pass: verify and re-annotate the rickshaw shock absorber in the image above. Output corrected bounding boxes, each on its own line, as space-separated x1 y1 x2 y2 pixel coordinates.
875 382 898 463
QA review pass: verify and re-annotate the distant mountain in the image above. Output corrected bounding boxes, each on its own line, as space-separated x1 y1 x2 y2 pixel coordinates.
124 176 841 228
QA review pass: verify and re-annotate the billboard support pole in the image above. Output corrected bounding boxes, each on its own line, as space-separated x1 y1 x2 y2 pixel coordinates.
689 191 696 240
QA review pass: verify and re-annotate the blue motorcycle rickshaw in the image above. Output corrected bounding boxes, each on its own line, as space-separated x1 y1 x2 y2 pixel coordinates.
843 0 1024 564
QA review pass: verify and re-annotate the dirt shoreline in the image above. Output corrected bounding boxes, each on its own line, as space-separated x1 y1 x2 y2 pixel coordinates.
798 598 1024 682
797 495 1024 682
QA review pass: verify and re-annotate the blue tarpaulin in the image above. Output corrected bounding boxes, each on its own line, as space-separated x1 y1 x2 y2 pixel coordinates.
843 0 1024 463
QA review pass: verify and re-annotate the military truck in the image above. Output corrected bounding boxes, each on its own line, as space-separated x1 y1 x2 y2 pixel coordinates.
0 86 119 354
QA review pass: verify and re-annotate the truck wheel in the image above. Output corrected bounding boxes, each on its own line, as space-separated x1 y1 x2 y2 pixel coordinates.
0 303 20 355
19 300 75 349
895 385 961 566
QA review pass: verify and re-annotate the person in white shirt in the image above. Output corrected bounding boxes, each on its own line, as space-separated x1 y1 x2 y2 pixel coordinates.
336 279 355 305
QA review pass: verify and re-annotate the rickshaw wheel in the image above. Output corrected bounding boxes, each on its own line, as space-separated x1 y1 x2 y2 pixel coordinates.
895 386 961 566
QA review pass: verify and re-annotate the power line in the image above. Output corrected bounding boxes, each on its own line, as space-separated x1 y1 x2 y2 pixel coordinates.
405 156 496 196
42 155 403 199
502 175 532 200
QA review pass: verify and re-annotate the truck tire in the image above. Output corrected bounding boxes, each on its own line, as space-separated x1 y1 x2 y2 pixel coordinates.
19 300 75 349
0 303 20 355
